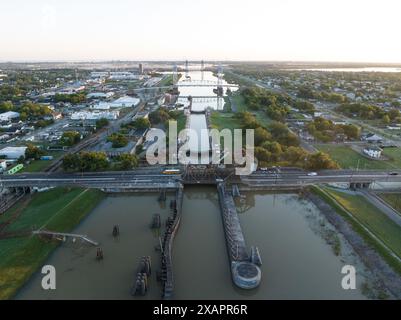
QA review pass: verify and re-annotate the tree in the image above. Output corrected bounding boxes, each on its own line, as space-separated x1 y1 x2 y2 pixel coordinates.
294 100 315 114
116 154 138 170
382 114 391 124
132 117 151 129
388 109 400 121
306 152 339 170
149 107 171 125
107 133 128 148
283 146 308 165
61 131 81 146
255 147 272 164
63 152 109 172
25 144 45 160
55 93 86 104
62 153 81 171
80 152 109 171
96 118 109 129
340 124 360 140
0 101 13 112
254 127 271 146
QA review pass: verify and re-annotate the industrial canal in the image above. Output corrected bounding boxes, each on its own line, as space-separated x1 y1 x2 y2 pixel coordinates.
16 187 367 299
17 66 368 299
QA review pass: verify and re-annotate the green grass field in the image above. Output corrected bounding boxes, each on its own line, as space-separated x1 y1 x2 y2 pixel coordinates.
312 186 401 275
21 151 64 173
379 193 401 215
315 144 401 170
325 188 401 259
230 93 247 112
0 187 105 299
176 111 187 133
210 112 242 132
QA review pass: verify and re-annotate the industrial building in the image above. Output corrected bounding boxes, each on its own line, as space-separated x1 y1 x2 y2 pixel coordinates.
86 92 115 99
0 146 27 159
71 111 119 121
109 72 143 80
0 111 20 122
91 95 140 110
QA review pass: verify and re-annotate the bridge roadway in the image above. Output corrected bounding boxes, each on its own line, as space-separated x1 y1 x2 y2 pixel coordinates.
240 169 401 188
1 168 401 189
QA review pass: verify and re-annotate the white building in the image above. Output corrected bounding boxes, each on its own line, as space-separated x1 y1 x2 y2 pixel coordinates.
110 96 140 108
109 72 143 80
91 102 111 110
90 72 109 79
387 126 401 130
86 92 115 99
0 111 20 122
58 82 86 95
364 133 383 143
71 111 119 121
0 146 27 159
0 160 7 171
363 146 382 158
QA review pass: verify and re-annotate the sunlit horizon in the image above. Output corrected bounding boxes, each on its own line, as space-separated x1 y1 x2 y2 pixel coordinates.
1 0 401 63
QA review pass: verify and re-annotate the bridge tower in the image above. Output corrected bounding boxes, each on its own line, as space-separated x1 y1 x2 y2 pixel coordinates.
172 63 178 85
185 60 189 78
217 64 223 87
216 64 224 110
201 60 205 82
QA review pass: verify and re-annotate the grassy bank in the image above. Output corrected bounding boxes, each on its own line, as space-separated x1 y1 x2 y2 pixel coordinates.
315 144 401 170
230 92 247 112
378 193 401 216
210 112 242 132
176 111 187 132
0 187 105 299
311 186 401 275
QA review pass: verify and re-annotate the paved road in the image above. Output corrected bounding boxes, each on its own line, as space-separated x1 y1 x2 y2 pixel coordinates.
2 168 401 188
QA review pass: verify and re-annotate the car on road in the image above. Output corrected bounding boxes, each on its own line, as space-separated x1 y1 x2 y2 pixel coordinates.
388 172 399 176
307 172 318 176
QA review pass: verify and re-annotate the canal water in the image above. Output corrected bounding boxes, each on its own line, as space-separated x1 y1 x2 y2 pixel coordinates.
176 67 237 162
17 188 368 299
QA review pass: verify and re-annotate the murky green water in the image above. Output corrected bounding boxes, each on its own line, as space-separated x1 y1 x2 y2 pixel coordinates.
17 187 366 299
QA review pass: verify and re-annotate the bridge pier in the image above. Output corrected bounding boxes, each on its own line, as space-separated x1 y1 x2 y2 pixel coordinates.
350 182 371 190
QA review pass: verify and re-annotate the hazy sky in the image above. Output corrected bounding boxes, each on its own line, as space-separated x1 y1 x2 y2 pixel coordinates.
1 0 400 62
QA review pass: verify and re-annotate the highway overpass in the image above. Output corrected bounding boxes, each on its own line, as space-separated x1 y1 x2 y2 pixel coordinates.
1 169 401 190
